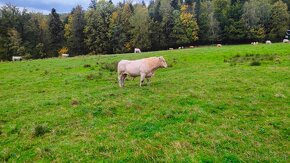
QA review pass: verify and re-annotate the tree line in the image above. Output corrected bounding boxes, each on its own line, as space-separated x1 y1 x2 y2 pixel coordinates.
0 0 289 60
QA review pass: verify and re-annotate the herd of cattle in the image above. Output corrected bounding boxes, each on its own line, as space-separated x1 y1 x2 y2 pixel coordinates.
11 39 289 61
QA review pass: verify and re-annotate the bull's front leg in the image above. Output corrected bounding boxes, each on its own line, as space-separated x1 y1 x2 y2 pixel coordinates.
140 73 146 87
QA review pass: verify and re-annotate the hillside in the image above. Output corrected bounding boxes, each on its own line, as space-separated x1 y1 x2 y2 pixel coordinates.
0 44 289 162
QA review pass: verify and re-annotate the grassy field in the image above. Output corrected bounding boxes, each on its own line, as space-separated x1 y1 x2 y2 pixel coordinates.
0 44 289 162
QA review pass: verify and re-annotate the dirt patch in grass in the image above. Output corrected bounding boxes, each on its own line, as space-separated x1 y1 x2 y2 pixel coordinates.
71 99 79 106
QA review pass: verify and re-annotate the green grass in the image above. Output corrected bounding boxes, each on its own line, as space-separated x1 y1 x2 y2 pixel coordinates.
0 44 289 162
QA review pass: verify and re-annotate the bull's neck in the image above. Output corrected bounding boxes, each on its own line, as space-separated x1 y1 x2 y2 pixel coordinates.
150 59 162 71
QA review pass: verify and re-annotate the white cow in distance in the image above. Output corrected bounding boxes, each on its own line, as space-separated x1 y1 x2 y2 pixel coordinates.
62 54 69 57
12 56 22 61
251 42 259 45
266 40 272 44
117 56 168 87
134 48 141 53
283 39 289 43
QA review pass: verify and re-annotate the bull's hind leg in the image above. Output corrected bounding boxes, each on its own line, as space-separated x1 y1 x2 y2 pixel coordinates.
118 73 127 87
122 74 127 87
118 74 122 87
120 74 127 87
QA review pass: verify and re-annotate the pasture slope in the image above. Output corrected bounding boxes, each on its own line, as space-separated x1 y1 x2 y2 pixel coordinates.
0 44 289 162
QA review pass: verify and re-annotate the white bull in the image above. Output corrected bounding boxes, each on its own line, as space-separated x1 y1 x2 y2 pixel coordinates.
117 56 168 87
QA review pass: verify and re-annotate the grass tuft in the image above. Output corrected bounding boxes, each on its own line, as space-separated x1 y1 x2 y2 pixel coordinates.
33 125 50 137
225 53 279 66
101 62 118 72
86 74 96 80
250 60 261 66
83 64 91 68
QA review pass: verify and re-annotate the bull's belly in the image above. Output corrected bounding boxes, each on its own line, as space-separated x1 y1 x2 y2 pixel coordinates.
125 73 154 79
124 65 141 77
125 71 140 77
124 70 154 77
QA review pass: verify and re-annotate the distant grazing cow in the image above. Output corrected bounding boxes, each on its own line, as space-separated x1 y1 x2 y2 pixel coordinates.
217 44 222 47
266 40 272 44
12 56 22 61
62 54 69 57
251 42 259 45
169 48 174 50
283 39 289 43
134 48 141 53
117 56 168 87
189 46 194 48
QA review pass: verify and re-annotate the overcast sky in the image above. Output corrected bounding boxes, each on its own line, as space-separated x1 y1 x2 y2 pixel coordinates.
0 0 144 14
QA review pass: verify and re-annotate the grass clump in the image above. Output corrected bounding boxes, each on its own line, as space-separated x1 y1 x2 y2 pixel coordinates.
43 70 49 75
250 60 261 66
83 64 91 68
225 53 279 66
86 72 103 80
101 62 118 72
86 74 96 80
33 125 50 137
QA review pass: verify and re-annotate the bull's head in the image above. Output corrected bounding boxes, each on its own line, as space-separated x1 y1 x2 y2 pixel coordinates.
159 56 168 68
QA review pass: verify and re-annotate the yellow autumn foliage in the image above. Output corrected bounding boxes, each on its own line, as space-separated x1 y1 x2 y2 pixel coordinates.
58 47 69 56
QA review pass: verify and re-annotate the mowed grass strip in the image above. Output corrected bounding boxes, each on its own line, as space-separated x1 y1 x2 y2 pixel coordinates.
0 43 289 162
